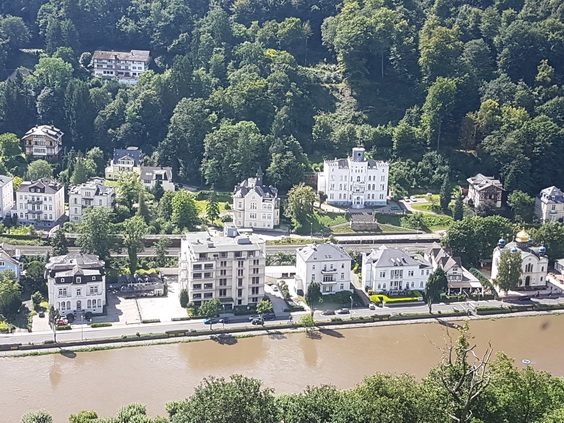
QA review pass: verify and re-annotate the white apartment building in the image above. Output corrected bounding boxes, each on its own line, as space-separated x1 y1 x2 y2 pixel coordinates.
317 147 389 208
535 186 564 223
69 178 116 223
295 243 352 295
492 230 548 289
46 253 106 317
141 166 175 191
362 246 432 292
16 179 65 228
178 224 266 310
22 125 64 159
0 175 14 218
233 171 280 229
92 50 150 84
105 147 143 180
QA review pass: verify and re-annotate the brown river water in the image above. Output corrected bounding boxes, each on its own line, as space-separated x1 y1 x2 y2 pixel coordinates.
1 315 564 422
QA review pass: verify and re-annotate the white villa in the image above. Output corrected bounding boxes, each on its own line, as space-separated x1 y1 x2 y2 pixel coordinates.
69 178 116 223
317 147 389 208
535 186 564 223
16 179 65 228
0 175 14 218
233 170 280 229
295 243 352 295
46 253 106 317
105 147 143 180
178 224 266 310
22 125 64 159
92 50 150 84
492 230 548 289
362 246 432 292
140 166 175 192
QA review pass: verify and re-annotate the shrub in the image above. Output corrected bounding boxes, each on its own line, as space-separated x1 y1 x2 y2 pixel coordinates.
142 319 160 324
90 322 113 328
31 291 43 306
179 289 189 308
84 312 93 321
56 325 71 330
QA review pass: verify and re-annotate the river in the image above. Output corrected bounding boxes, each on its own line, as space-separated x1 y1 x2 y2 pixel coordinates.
1 314 563 422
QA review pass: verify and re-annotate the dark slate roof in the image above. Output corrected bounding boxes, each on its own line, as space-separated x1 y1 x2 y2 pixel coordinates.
467 173 504 191
18 179 63 194
233 177 278 199
113 147 142 166
539 186 564 203
365 246 431 268
45 253 105 277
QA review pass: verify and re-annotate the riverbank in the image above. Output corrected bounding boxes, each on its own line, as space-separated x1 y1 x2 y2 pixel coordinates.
2 308 563 357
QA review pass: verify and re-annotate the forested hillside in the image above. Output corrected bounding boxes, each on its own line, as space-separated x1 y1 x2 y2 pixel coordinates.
0 0 563 194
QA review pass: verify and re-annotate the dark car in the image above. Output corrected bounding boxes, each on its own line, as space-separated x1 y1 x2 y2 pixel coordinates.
204 317 220 324
321 310 335 315
251 318 263 325
248 314 261 321
38 310 45 318
337 308 350 314
263 313 276 321
218 317 230 324
518 296 531 301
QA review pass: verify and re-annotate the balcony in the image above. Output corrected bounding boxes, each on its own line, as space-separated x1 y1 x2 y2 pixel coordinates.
321 268 337 274
27 200 43 205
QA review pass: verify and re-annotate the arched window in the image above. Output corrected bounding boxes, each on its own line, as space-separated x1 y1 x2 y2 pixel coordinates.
87 300 91 309
67 301 71 310
357 176 361 182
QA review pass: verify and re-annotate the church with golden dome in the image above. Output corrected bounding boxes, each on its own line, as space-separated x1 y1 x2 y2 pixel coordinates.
491 230 549 289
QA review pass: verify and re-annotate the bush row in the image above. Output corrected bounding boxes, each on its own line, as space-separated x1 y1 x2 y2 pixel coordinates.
90 322 113 328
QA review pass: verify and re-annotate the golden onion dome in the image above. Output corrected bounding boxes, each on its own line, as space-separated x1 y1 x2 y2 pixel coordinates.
515 230 530 243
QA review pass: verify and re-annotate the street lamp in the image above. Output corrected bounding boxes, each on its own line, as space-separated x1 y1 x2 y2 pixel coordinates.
350 295 353 312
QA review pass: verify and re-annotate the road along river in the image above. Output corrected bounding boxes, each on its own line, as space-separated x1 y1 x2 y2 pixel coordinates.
1 314 563 421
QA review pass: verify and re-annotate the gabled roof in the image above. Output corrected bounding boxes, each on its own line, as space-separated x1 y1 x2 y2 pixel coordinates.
46 253 105 277
539 186 564 203
18 179 64 194
467 173 504 191
0 247 21 266
0 175 13 187
140 166 173 182
113 147 142 166
297 243 351 263
92 50 150 62
69 178 115 196
23 125 64 141
233 177 278 199
365 245 430 268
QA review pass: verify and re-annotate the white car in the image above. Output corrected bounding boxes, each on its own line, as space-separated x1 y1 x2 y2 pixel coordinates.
272 285 279 292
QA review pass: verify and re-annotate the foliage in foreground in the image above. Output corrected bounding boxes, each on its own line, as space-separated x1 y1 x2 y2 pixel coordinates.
22 329 564 423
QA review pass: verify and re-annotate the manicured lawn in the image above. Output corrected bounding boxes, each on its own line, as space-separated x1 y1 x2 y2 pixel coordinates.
410 203 434 212
195 200 229 215
379 224 413 233
104 180 118 187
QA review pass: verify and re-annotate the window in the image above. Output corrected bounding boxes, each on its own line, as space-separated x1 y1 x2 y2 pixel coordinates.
408 271 414 277
219 278 227 286
220 269 227 276
250 202 257 210
76 288 82 297
193 273 202 279
237 269 244 276
252 276 260 284
341 273 344 279
252 268 259 274
220 261 227 267
237 289 243 297
220 252 228 258
238 261 244 268
253 259 259 265
379 271 386 278
204 293 213 298
204 283 213 289
193 264 202 270
193 284 202 289
204 272 212 278
193 293 202 299
219 289 227 297
89 286 98 295
58 288 67 297
238 278 243 287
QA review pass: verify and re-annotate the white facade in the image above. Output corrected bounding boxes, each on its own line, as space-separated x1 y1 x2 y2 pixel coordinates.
92 50 150 84
362 246 431 292
295 243 352 295
178 224 266 310
22 125 64 159
535 186 564 223
141 167 175 191
16 179 65 227
0 176 14 218
233 172 279 229
425 244 482 293
105 147 143 180
69 178 116 223
491 230 548 289
317 147 389 209
46 254 106 317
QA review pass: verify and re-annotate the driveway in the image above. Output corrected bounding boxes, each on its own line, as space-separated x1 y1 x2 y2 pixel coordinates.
136 281 186 322
264 284 290 316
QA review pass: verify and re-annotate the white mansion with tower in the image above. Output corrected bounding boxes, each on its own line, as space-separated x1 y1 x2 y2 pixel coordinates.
317 147 389 209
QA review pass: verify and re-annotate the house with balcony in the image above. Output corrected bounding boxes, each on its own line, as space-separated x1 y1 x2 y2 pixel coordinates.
178 223 266 310
140 166 174 191
425 243 482 294
0 175 14 218
317 147 389 208
69 178 116 223
295 243 352 295
45 253 106 317
22 125 64 159
233 170 280 229
105 147 143 180
362 246 432 293
15 179 65 228
466 173 504 210
92 50 150 84
535 186 564 223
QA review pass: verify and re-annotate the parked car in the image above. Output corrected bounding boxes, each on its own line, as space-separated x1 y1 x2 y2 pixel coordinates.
57 318 68 325
272 285 279 292
263 313 276 321
369 303 376 310
251 318 263 325
321 309 335 315
204 317 220 325
38 311 45 318
218 317 230 324
518 296 531 301
337 308 350 314
248 314 261 321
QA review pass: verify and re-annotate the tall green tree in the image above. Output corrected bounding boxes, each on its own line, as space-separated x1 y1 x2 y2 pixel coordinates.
21 410 52 423
305 281 322 316
0 271 21 318
51 229 69 256
285 183 316 233
154 237 171 268
425 268 447 313
206 194 220 224
76 207 119 261
26 160 52 180
171 190 198 231
421 77 458 150
495 250 522 294
439 173 451 212
136 190 151 224
453 195 464 221
530 222 564 262
507 191 535 223
123 215 148 274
